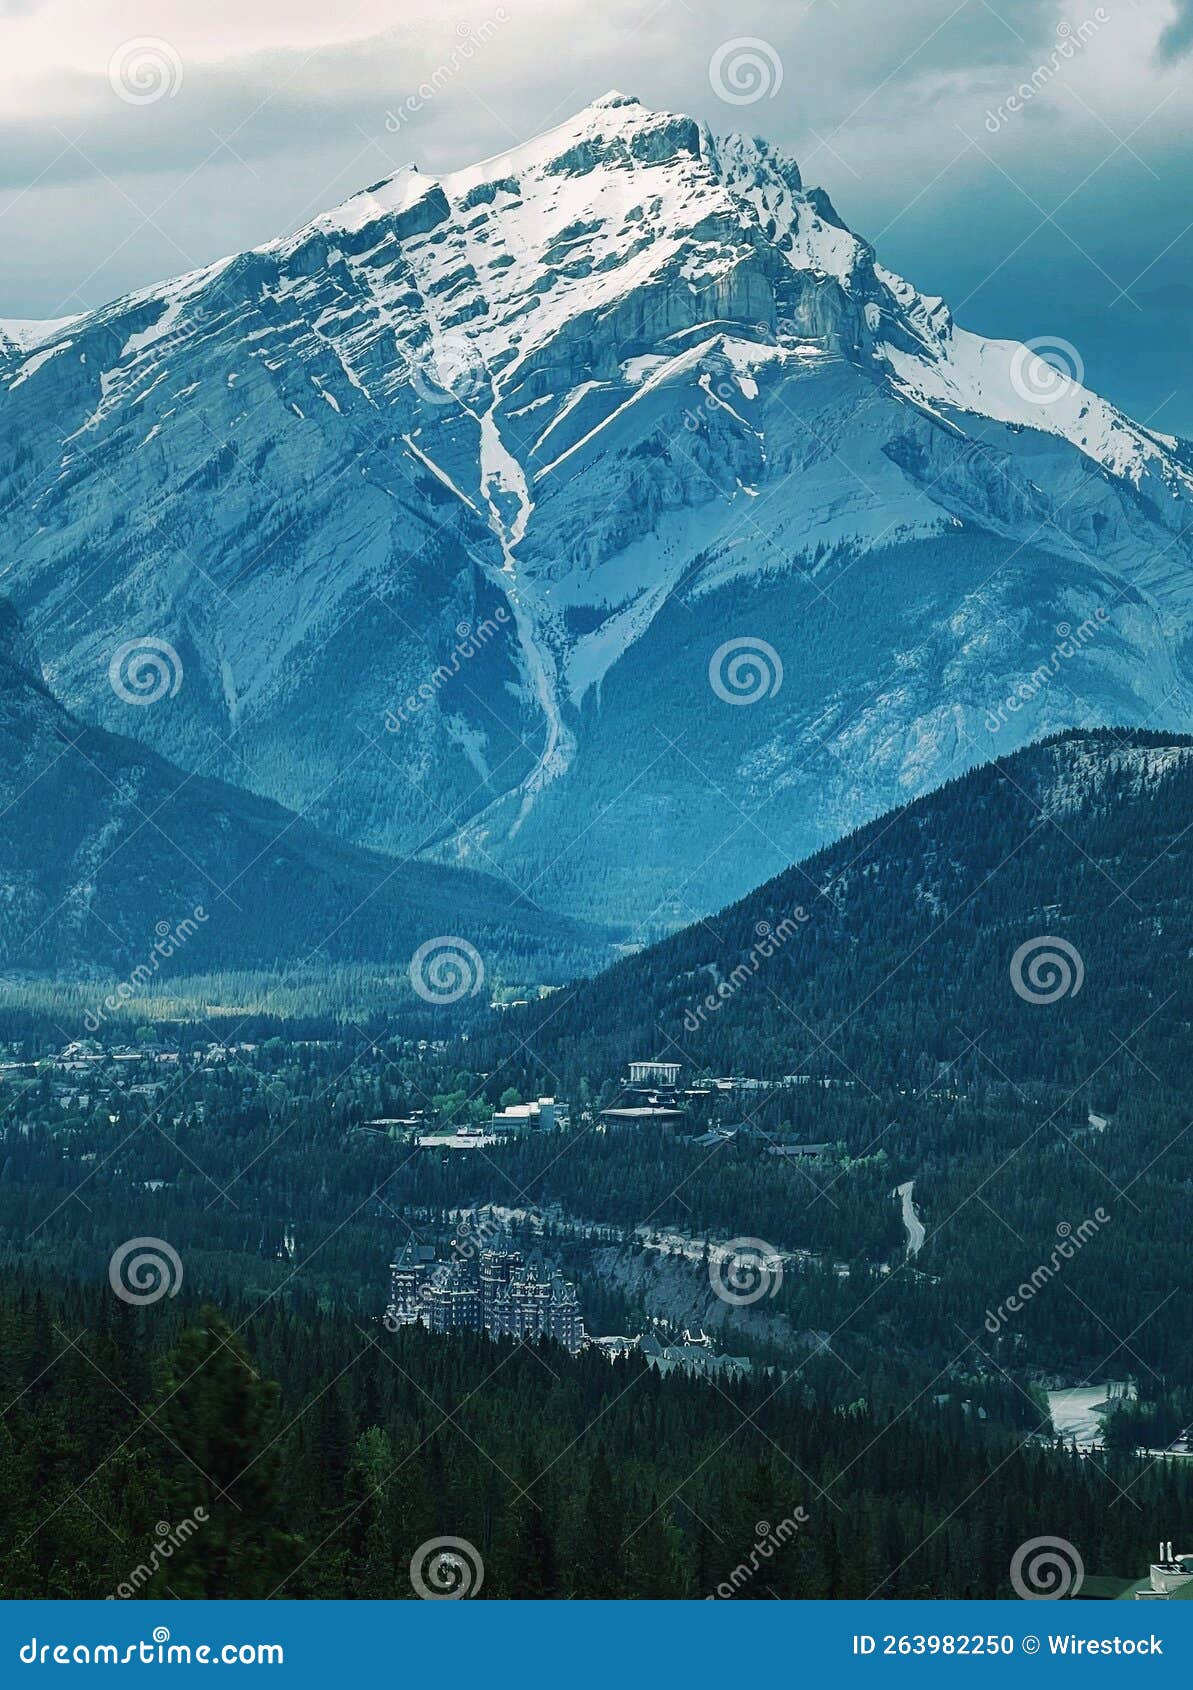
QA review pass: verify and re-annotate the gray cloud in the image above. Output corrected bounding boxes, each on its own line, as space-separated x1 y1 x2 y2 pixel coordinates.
1 0 1191 432
1157 0 1193 57
0 68 387 192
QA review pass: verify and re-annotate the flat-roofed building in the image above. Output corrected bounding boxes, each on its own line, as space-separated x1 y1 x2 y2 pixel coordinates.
627 1060 682 1086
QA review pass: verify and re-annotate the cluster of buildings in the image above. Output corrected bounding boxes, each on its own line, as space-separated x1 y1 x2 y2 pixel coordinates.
367 1097 569 1153
2 1039 264 1080
1132 1544 1193 1601
366 1059 815 1153
384 1229 758 1382
386 1239 586 1353
598 1061 790 1126
639 1328 751 1381
600 1061 687 1125
682 1120 829 1160
487 1095 565 1132
1 1040 274 1122
588 1325 751 1381
599 1063 832 1163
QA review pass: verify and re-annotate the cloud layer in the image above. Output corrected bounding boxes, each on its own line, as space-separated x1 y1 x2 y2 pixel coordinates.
2 0 1191 430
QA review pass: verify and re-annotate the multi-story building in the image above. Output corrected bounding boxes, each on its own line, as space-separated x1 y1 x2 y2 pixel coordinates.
543 1271 585 1353
385 1243 586 1354
488 1096 565 1133
387 1240 437 1325
480 1247 524 1323
423 1262 482 1334
602 1061 687 1126
627 1061 682 1086
487 1260 584 1351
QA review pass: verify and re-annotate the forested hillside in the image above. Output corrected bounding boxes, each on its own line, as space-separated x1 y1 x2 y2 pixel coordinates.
1 1272 1188 1601
481 729 1192 1091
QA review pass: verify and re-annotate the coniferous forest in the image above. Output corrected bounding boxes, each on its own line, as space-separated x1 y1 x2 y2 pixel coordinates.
4 1272 1193 1602
0 730 1190 1600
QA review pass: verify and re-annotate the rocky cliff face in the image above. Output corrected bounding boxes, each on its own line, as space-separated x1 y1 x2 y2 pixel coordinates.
2 93 1190 925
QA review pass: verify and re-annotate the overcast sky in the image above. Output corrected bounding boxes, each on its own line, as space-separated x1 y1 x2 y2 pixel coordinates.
4 0 1192 430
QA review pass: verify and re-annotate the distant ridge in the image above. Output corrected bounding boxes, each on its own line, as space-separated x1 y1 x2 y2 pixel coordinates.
471 728 1193 1089
0 603 609 980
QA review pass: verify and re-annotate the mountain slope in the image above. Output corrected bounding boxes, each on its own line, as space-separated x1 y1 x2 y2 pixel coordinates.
0 603 606 979
2 94 1190 924
477 728 1193 1090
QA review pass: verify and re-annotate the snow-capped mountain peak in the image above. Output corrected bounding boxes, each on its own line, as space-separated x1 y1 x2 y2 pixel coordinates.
1 96 1190 926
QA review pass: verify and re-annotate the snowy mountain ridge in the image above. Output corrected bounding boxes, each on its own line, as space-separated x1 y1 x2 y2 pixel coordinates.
0 315 80 356
1 92 1190 925
258 92 1188 499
